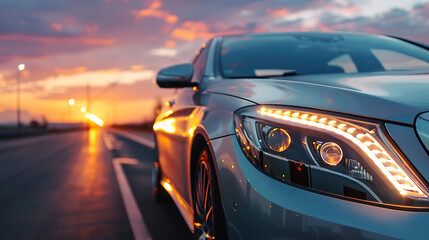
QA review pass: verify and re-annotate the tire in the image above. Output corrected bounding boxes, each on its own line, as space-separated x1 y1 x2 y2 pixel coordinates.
152 161 169 201
193 147 228 240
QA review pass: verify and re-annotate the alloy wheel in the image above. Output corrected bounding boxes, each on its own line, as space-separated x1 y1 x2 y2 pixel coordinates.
194 149 215 240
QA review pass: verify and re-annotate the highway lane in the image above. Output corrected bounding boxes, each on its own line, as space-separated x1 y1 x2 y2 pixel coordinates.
0 128 192 240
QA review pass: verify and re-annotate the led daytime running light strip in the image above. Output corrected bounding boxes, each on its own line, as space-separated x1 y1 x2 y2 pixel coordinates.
259 107 426 198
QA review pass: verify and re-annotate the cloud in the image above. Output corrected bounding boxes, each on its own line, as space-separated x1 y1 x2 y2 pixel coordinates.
86 24 99 34
55 66 86 76
50 22 63 31
308 3 429 42
25 67 156 100
132 0 178 24
266 8 290 17
130 65 145 71
200 0 429 44
171 21 214 41
413 3 429 21
37 75 171 102
164 40 176 48
0 34 115 46
150 48 178 57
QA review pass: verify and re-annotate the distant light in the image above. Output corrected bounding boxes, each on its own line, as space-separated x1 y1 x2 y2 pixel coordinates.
81 106 87 113
68 98 75 106
88 114 104 127
18 64 25 71
85 113 90 118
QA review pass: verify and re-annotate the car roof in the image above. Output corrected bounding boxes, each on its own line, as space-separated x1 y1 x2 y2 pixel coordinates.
218 31 377 39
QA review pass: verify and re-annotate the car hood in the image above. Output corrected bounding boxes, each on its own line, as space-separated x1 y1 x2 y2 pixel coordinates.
207 71 429 124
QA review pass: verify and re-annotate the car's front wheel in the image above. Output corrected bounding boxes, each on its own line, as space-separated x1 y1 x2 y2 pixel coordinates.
193 147 227 240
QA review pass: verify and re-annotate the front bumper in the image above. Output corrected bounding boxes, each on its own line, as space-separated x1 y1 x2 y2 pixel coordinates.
211 134 429 240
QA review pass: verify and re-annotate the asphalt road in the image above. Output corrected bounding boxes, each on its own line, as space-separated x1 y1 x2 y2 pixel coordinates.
0 128 192 240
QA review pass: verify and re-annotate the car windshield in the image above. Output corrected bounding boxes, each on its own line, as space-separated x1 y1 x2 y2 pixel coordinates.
220 33 429 78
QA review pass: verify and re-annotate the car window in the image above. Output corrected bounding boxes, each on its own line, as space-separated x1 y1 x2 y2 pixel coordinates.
371 49 429 71
192 46 208 82
220 33 429 78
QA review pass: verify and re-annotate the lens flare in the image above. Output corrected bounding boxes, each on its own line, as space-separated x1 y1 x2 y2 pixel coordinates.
85 113 104 127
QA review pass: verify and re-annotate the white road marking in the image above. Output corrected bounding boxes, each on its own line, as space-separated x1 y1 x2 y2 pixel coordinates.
108 128 155 148
102 131 124 151
113 158 152 240
102 132 114 150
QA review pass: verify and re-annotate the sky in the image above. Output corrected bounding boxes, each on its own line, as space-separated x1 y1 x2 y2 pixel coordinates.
0 0 428 125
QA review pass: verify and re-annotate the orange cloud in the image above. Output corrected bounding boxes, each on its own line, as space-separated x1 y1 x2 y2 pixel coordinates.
170 21 244 41
84 37 115 46
164 40 176 48
55 66 86 76
150 1 162 10
50 22 63 31
0 34 115 46
171 21 214 41
130 65 145 71
132 0 178 24
267 8 290 17
95 68 122 73
165 15 178 24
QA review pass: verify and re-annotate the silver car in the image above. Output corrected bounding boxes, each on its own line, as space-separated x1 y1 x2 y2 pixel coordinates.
152 32 429 239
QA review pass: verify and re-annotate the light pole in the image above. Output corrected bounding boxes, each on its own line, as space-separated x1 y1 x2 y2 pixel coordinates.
17 64 25 130
86 80 91 130
68 98 75 123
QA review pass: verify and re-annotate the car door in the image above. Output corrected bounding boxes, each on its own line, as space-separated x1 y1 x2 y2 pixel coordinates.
157 43 209 206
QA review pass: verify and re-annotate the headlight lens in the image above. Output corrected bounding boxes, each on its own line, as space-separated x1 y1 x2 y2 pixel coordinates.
320 142 343 166
235 106 429 207
265 128 291 152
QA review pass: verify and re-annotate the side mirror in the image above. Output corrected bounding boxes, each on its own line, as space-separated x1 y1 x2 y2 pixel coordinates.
156 63 195 88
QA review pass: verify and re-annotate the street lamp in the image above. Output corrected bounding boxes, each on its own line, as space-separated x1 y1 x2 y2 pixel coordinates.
17 64 25 130
67 98 75 123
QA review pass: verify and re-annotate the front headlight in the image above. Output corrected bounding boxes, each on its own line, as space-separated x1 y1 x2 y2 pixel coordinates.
234 106 429 207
